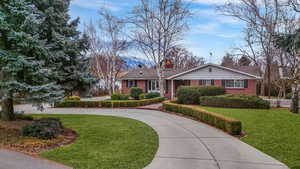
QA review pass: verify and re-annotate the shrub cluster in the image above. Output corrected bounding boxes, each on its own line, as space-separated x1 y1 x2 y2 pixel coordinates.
286 93 292 99
200 94 270 109
111 93 129 100
21 118 64 140
139 93 145 100
163 101 242 135
55 97 165 108
177 86 226 104
145 92 160 99
64 96 80 101
130 88 143 100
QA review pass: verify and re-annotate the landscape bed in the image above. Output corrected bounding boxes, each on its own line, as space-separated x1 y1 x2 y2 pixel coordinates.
55 97 165 108
200 106 300 169
32 114 159 169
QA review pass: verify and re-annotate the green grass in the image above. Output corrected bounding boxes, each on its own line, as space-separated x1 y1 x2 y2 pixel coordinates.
199 106 300 169
32 114 158 169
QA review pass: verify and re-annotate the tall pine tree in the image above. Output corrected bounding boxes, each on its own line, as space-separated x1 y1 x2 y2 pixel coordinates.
0 0 63 121
32 0 95 96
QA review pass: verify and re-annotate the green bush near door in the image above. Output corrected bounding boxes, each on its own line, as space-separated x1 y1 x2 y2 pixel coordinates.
177 86 226 104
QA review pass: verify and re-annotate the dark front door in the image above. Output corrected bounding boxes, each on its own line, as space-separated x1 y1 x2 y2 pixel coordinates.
174 80 191 96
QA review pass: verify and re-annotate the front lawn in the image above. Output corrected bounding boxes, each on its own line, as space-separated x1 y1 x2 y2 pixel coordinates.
32 114 158 169
200 106 300 169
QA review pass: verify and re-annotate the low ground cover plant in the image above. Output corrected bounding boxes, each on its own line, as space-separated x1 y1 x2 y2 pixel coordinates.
200 94 270 109
22 118 64 140
177 86 226 104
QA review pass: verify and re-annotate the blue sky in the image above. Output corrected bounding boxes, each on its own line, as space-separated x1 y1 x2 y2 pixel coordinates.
69 0 244 63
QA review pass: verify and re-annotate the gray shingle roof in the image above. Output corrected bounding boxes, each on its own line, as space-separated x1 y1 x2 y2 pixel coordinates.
121 65 261 80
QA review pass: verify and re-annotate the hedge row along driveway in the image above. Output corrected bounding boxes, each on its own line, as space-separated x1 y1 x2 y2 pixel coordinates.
162 101 242 135
55 97 165 108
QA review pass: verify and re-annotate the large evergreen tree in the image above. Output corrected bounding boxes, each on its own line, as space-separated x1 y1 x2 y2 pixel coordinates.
32 0 95 96
0 0 63 121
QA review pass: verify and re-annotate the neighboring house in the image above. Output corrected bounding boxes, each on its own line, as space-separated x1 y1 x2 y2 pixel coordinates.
120 64 261 99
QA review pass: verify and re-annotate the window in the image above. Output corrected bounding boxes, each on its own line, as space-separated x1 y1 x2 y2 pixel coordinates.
224 80 245 88
148 80 160 92
199 80 214 86
128 80 137 88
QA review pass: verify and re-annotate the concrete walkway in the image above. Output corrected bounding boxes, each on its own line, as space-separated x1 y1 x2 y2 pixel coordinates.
0 149 71 169
1 105 289 169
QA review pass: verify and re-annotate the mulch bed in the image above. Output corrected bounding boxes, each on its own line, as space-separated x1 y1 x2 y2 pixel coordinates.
0 120 78 155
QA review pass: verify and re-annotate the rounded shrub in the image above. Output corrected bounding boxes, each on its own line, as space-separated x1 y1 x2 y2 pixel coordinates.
21 118 64 140
139 93 145 100
145 92 160 99
130 88 143 100
177 86 226 105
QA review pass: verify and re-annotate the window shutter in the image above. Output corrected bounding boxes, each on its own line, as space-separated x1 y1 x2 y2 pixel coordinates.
145 80 148 93
244 80 248 88
211 80 214 86
199 80 202 85
165 81 169 94
126 80 128 88
222 80 226 87
135 80 138 87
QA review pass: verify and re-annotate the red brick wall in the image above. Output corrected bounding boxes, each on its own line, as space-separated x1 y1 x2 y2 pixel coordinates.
137 80 146 93
191 80 199 86
121 80 147 94
214 80 257 95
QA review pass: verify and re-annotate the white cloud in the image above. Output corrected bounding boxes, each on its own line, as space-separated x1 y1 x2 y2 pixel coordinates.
193 9 240 25
192 22 241 38
185 0 238 5
71 0 120 11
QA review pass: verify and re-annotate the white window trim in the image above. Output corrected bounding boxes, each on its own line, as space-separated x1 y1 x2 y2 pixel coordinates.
128 80 136 88
225 80 245 88
148 80 160 92
202 80 212 86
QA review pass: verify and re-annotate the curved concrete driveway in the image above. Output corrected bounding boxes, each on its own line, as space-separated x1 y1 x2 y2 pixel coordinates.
4 105 289 169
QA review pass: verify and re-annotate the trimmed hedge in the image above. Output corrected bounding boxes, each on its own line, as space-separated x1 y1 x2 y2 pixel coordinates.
64 96 80 101
145 92 160 99
55 97 165 108
162 101 242 135
111 93 129 100
200 94 270 109
177 86 226 104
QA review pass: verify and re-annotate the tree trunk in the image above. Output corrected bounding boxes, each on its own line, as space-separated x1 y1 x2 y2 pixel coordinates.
290 86 299 114
1 96 15 121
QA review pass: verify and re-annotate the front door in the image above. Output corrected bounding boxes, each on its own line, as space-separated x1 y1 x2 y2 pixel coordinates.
174 80 191 96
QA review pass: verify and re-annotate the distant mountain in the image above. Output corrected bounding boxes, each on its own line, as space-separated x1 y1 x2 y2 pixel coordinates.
121 56 152 69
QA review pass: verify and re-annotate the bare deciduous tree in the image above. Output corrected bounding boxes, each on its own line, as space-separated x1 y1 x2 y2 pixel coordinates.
218 0 291 97
85 9 129 95
166 47 205 69
130 0 191 96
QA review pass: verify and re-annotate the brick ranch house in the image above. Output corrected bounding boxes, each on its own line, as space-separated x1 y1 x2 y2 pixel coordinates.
120 64 261 99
